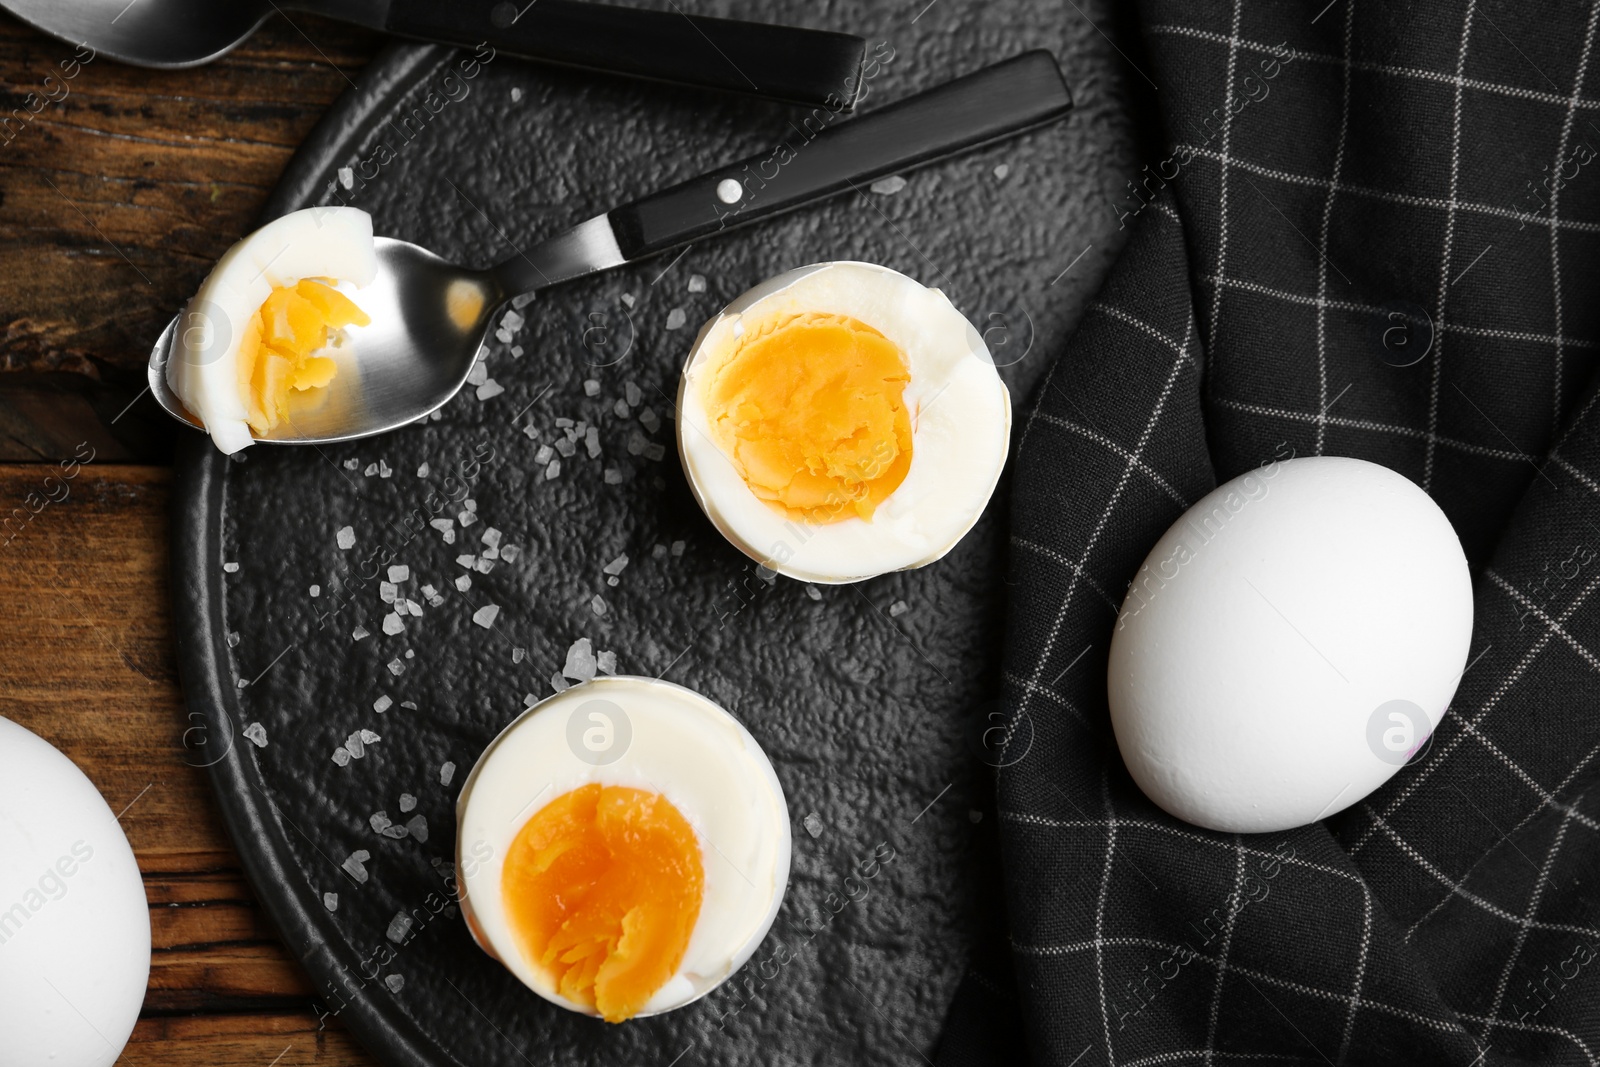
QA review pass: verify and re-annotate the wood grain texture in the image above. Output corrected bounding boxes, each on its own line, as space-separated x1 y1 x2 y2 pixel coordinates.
0 13 382 462
0 463 375 1064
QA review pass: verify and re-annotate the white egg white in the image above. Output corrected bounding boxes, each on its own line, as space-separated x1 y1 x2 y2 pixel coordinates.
167 206 378 455
676 262 1011 584
455 676 791 1018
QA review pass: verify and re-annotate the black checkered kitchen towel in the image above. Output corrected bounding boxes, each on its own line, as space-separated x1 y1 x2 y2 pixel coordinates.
938 2 1600 1065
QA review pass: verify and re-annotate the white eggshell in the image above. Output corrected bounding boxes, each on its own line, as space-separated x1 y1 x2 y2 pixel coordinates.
1107 456 1473 833
0 717 151 1066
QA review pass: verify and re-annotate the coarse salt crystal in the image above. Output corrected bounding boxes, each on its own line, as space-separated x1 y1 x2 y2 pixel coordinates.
604 468 624 485
380 581 398 603
388 564 410 583
563 637 597 681
456 554 477 568
584 379 601 396
477 380 505 400
889 600 909 617
639 408 661 433
473 604 500 628
324 892 339 911
342 850 370 882
602 553 629 576
417 463 430 477
546 459 561 480
406 815 429 842
310 585 321 597
597 649 617 674
387 658 405 676
223 561 239 574
688 273 707 293
385 974 405 993
501 545 520 563
870 175 907 195
671 540 685 557
337 526 356 550
243 722 268 747
399 793 416 812
585 427 601 458
387 912 413 944
535 444 554 464
332 747 352 766
806 585 822 601
364 463 379 477
482 527 502 548
590 595 607 616
352 625 370 641
374 695 393 713
550 671 571 693
614 398 630 417
665 308 687 330
455 575 472 592
440 761 456 786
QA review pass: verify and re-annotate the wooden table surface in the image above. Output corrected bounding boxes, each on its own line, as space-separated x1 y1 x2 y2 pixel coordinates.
0 9 382 1063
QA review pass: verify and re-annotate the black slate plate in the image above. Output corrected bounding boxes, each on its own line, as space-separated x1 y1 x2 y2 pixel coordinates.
170 4 1147 1064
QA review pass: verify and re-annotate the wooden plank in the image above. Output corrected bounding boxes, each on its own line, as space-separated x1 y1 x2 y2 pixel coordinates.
128 1012 370 1067
0 14 382 459
0 463 377 1063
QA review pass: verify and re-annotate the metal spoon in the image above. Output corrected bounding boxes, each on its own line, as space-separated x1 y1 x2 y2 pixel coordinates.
147 51 1073 447
1 0 865 109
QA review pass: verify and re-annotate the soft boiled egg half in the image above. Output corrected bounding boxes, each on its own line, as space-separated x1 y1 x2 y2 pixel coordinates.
677 262 1011 583
167 206 377 454
456 676 790 1023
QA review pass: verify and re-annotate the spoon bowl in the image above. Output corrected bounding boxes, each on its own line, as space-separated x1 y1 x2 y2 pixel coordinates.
150 238 506 444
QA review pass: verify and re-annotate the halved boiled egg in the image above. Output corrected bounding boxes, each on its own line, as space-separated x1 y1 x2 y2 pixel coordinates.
167 206 377 454
676 262 1011 583
456 677 790 1023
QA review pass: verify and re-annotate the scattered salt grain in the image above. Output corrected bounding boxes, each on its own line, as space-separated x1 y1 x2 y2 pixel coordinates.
806 585 822 601
501 545 520 563
379 460 392 478
387 657 405 676
338 166 354 189
535 444 554 464
374 695 393 713
459 510 478 526
555 437 577 458
652 544 668 559
387 912 413 944
585 427 601 458
803 812 824 838
546 459 561 480
671 540 685 557
342 850 370 883
431 518 454 535
352 625 370 641
406 815 429 842
620 293 635 308
343 458 360 471
399 793 416 812
889 600 909 617
417 462 430 477
364 463 379 477
550 671 571 693
474 557 495 573
383 612 404 635
337 526 356 550
870 175 907 195
455 575 472 592
385 974 405 993
456 554 477 568
584 379 601 396
627 431 647 455
401 701 417 710
688 273 707 293
665 308 687 330
482 527 501 548
502 309 525 331
639 408 661 433
590 595 607 616
477 379 505 400
310 585 321 597
625 382 642 406
388 564 410 583
564 637 597 681
513 647 526 664
597 650 617 674
604 468 624 485
243 722 268 747
324 892 339 911
380 581 398 603
227 631 241 648
614 398 630 417
369 811 393 833
511 86 523 102
602 554 629 576
440 761 456 786
473 604 500 628
332 747 352 766
223 561 239 574
994 163 1010 180
643 442 666 462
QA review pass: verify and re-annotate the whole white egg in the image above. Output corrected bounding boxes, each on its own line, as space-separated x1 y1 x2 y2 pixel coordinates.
1107 456 1473 833
0 717 151 1067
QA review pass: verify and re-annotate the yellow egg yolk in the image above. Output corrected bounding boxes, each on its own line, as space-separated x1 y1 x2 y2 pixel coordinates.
501 784 705 1023
704 312 913 523
236 279 369 436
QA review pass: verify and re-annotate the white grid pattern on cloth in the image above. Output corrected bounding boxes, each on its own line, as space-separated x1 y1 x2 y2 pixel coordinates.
968 2 1600 1064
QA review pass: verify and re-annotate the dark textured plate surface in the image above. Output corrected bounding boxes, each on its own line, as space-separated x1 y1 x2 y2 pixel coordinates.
170 4 1147 1064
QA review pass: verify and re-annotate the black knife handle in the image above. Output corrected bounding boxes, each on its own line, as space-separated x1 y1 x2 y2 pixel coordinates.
383 0 866 110
606 51 1073 262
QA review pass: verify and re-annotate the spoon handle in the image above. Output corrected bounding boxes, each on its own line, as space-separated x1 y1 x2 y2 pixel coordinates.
604 50 1073 263
382 0 865 110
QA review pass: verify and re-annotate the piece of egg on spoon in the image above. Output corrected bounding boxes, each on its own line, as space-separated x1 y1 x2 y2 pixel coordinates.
456 677 790 1023
167 206 377 454
677 262 1011 583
